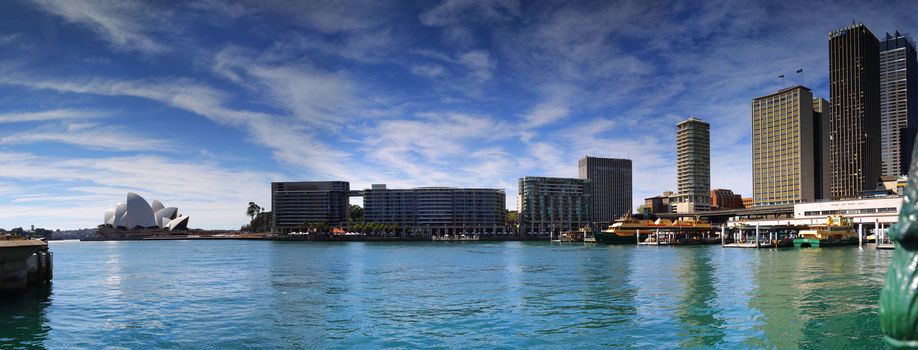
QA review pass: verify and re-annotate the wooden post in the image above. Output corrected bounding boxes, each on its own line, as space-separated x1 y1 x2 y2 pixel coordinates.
636 229 640 244
721 224 725 246
755 223 760 248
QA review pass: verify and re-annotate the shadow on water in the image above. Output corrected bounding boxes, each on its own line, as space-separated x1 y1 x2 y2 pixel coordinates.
0 284 52 349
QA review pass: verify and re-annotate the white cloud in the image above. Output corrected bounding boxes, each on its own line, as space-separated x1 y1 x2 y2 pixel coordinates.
0 122 176 152
0 151 280 230
520 102 569 130
0 109 105 123
212 46 358 128
411 64 445 78
0 33 21 45
29 0 168 53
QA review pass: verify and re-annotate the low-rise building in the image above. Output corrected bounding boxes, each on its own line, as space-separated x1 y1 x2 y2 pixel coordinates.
710 189 744 210
644 191 673 214
518 177 592 235
362 184 506 234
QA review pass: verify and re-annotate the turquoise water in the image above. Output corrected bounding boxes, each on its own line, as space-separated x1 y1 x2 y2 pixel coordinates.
1 241 894 349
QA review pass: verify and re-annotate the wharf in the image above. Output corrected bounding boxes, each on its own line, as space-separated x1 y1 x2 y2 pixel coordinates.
0 237 52 294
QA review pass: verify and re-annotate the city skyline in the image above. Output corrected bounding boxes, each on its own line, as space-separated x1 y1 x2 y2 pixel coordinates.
1 1 917 229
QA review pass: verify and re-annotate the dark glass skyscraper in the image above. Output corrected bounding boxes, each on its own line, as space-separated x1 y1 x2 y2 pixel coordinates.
828 23 881 199
271 181 350 233
578 156 632 223
880 31 918 177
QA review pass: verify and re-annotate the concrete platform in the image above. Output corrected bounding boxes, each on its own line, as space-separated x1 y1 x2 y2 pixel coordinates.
0 238 52 294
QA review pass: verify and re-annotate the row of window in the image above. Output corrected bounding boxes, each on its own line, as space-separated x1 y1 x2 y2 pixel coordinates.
803 207 897 216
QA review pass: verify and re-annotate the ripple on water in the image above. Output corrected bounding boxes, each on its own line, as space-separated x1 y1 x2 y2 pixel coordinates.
0 241 894 348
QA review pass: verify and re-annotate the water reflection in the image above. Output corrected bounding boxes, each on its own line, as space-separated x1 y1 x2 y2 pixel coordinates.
0 285 52 349
675 248 725 347
751 249 804 348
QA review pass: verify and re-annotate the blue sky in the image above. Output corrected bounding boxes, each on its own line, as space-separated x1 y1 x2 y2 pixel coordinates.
1 0 916 230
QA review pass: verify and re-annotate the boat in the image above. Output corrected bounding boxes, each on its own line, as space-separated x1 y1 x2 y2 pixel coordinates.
793 216 857 248
593 213 655 244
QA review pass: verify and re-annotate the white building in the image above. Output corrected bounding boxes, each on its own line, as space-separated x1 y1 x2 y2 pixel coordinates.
729 196 902 227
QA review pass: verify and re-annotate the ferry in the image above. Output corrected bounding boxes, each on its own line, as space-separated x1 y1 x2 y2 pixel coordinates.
793 215 857 248
593 214 655 244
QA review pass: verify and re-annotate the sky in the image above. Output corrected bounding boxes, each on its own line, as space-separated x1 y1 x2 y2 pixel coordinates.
0 0 916 230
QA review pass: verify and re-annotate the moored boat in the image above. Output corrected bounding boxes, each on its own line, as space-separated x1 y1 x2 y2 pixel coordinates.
594 213 655 244
793 216 857 248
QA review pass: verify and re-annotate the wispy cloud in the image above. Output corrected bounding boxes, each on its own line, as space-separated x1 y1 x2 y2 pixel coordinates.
0 122 176 152
0 109 105 123
29 0 168 53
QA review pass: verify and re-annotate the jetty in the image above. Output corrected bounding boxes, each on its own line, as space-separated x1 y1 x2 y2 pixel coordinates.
723 224 797 248
0 236 52 294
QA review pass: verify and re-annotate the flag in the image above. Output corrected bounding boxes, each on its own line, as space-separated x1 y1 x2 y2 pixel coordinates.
778 75 785 78
796 69 803 73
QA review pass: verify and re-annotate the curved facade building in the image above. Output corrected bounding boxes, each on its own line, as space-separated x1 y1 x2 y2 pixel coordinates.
102 192 190 231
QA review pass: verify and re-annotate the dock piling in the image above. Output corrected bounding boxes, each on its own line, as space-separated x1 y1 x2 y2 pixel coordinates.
859 223 863 247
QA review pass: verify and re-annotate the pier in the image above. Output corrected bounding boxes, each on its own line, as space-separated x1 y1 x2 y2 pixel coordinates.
0 237 52 294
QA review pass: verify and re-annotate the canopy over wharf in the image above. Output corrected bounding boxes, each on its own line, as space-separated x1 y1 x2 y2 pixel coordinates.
656 204 795 225
657 197 903 229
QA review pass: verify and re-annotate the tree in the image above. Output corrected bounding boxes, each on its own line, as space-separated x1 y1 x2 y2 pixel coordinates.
247 202 262 221
349 204 363 222
506 210 518 227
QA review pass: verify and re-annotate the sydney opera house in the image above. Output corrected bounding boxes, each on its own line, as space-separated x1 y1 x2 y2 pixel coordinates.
102 192 190 231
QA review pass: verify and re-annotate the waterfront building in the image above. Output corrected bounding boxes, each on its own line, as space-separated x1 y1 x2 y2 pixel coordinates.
644 191 673 214
271 181 349 233
710 189 744 210
742 197 754 208
518 177 591 235
880 31 918 177
726 196 902 227
751 86 817 206
362 184 506 234
829 22 881 199
578 156 632 222
101 192 189 231
672 117 711 213
813 98 831 199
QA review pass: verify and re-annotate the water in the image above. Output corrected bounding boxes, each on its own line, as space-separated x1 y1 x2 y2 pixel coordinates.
1 241 894 349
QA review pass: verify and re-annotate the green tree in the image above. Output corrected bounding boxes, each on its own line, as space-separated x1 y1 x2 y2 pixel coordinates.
247 202 262 221
349 204 364 222
506 210 518 225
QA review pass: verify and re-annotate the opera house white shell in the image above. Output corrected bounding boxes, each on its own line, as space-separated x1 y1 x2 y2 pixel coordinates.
103 192 190 231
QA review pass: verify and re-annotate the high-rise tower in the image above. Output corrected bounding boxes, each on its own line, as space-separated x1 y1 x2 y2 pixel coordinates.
578 156 632 223
672 117 710 213
880 31 918 177
751 86 817 206
828 23 881 199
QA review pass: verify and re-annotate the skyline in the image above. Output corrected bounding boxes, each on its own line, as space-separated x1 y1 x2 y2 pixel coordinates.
1 1 917 229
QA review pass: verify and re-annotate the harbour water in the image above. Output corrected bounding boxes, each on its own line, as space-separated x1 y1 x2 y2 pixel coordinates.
1 241 893 348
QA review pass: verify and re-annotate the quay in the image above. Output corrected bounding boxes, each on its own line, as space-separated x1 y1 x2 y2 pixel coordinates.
0 236 52 294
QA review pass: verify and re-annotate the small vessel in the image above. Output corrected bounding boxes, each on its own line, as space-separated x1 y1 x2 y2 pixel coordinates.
793 216 857 248
594 213 654 244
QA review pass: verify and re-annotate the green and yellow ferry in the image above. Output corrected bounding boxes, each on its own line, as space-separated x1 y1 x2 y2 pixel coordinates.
793 215 857 248
593 214 654 244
